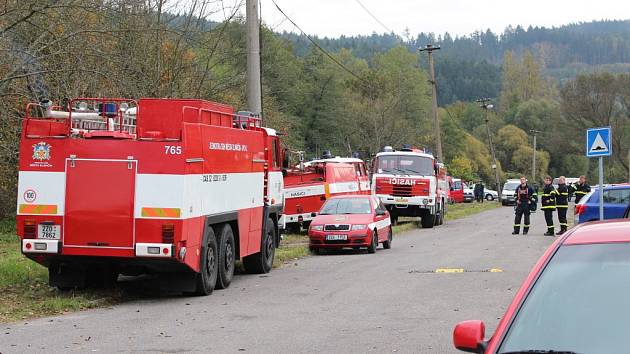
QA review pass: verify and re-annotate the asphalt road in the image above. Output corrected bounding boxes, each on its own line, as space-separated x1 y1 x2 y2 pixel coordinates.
2 205 556 354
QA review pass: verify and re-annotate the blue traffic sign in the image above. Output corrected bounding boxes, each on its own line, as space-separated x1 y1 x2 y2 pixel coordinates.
586 127 612 158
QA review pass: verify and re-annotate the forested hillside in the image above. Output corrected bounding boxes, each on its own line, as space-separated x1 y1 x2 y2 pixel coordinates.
284 20 630 104
0 2 628 217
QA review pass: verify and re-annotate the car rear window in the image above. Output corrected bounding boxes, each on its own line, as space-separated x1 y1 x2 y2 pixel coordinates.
498 243 630 353
319 198 371 215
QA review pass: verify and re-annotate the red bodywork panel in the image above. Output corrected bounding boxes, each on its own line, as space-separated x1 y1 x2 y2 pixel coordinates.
374 177 431 197
478 220 630 353
64 159 136 248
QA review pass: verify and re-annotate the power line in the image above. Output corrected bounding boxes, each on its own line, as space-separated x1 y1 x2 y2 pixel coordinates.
354 0 393 34
270 0 371 88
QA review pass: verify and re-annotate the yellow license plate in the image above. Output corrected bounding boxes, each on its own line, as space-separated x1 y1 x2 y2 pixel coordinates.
395 198 409 203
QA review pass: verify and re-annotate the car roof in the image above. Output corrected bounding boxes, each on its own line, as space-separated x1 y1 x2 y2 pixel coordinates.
563 219 630 245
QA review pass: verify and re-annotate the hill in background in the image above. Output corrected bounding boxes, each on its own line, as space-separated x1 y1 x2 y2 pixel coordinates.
281 19 630 105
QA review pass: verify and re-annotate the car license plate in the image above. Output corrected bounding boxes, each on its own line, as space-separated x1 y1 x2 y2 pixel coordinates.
326 234 347 241
395 197 409 203
38 224 60 240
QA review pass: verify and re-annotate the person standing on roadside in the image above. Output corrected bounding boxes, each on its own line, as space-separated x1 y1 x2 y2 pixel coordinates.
541 176 557 236
513 176 535 235
569 175 591 204
554 176 570 235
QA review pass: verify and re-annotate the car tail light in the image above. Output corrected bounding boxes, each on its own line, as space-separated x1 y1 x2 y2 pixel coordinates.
24 220 36 238
575 204 587 215
162 224 174 244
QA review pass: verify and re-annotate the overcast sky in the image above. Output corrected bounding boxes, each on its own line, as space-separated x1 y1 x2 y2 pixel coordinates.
207 0 630 38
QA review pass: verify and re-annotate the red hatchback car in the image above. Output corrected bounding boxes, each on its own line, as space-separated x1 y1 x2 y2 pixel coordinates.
453 219 630 353
308 195 392 254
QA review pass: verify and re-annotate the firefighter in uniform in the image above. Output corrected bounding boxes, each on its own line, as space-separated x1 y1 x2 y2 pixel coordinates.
512 176 535 235
541 176 556 236
554 176 570 235
569 175 591 204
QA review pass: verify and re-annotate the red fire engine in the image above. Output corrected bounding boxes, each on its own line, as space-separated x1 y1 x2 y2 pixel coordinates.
371 146 448 228
16 98 284 295
281 156 370 232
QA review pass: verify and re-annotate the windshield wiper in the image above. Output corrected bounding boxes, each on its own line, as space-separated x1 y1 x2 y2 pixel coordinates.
500 350 580 354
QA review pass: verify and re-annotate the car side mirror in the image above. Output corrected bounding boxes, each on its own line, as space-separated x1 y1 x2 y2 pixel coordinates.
453 320 486 353
310 212 317 218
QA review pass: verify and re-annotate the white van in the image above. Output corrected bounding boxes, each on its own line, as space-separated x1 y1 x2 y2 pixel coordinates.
501 179 523 206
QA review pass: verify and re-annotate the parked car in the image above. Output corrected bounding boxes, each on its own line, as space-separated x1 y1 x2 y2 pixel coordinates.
463 184 497 202
449 177 466 203
500 179 522 206
308 195 392 254
624 201 630 218
463 186 475 203
574 183 630 224
453 219 630 353
483 188 498 201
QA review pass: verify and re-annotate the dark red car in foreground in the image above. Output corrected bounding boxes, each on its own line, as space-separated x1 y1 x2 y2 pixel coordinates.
308 195 392 254
453 219 630 353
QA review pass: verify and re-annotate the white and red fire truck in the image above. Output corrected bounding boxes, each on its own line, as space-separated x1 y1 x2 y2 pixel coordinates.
16 97 284 295
281 156 370 232
371 146 449 228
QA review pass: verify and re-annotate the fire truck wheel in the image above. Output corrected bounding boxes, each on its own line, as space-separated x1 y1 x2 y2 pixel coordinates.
194 227 218 296
367 231 377 254
421 215 435 228
215 224 235 290
383 228 392 249
243 218 275 274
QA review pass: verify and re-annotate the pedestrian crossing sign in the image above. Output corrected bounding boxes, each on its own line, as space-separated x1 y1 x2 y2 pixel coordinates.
586 127 612 157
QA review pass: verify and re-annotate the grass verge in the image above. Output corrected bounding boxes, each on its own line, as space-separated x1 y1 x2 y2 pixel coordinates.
445 201 501 221
0 219 121 323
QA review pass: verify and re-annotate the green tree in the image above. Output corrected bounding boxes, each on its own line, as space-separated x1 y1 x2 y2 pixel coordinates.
448 156 476 181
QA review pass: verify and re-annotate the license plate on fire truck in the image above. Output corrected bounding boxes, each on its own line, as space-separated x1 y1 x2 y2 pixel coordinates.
326 234 347 241
395 197 409 203
38 224 60 240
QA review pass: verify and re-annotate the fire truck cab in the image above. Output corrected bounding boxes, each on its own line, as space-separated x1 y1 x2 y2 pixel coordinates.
281 156 370 232
16 98 284 295
371 146 448 228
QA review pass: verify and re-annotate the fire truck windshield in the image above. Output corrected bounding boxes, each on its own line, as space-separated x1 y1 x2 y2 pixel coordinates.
376 155 433 176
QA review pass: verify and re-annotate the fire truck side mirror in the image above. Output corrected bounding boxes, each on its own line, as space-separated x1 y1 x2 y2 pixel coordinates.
310 212 317 218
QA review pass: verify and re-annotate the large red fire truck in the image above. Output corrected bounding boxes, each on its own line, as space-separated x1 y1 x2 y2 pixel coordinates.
371 146 448 228
16 98 284 295
281 156 370 232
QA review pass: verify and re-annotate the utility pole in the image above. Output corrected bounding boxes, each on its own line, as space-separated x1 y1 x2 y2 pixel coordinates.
628 149 630 183
246 0 262 117
530 130 541 188
477 98 502 199
419 44 442 161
